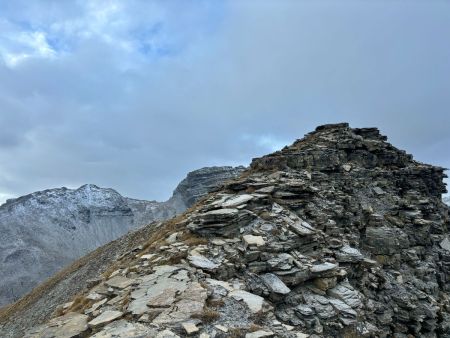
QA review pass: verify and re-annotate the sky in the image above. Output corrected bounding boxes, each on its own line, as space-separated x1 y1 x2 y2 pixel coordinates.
0 0 449 203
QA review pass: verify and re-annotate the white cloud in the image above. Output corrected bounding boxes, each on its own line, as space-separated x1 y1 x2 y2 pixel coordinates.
2 31 56 67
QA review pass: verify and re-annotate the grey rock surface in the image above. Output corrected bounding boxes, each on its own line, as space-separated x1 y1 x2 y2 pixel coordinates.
0 167 244 306
3 123 450 338
167 166 246 213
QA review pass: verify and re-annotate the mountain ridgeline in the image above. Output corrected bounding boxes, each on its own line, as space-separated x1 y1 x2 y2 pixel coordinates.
0 166 245 306
1 124 449 338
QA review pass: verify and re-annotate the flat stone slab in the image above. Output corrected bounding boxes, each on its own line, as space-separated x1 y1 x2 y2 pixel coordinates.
215 325 229 332
246 330 274 338
156 329 181 337
221 194 254 207
25 312 88 338
290 221 315 236
261 273 291 294
440 237 450 251
128 267 189 316
89 310 123 328
105 275 136 289
327 283 362 308
243 235 265 247
204 208 239 217
336 245 364 262
91 320 153 338
182 322 199 335
152 282 207 324
310 262 338 274
229 290 264 313
188 255 219 270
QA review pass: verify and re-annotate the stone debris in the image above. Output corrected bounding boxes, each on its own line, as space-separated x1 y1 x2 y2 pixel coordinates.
243 234 265 247
156 329 180 338
261 273 291 294
24 312 88 338
182 322 200 335
245 330 274 338
229 290 265 313
215 324 229 332
441 236 450 251
188 254 220 270
21 124 450 338
90 320 152 338
105 275 136 289
88 310 123 328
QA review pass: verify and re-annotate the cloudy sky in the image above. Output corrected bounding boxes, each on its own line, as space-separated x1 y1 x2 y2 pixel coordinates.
0 0 449 203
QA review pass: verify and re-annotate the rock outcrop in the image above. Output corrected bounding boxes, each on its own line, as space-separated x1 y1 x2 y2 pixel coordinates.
168 166 246 213
0 167 244 306
2 123 450 338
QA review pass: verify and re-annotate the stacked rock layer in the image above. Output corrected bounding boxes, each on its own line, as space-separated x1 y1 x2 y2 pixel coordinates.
11 123 450 338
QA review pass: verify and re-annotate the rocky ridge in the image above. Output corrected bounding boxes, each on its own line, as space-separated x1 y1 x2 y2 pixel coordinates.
0 166 244 306
4 123 450 338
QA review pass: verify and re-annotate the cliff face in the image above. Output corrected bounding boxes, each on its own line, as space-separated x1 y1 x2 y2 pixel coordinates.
3 124 450 338
0 167 244 307
167 166 246 213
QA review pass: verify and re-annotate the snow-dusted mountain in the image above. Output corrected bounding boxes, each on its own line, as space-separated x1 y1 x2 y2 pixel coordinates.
0 166 245 306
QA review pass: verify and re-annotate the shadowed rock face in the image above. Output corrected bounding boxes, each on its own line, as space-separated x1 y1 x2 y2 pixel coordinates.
4 123 450 338
167 166 246 213
0 167 244 306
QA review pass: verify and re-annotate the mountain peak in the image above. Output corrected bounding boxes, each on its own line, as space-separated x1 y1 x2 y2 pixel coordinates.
76 184 101 191
4 125 450 338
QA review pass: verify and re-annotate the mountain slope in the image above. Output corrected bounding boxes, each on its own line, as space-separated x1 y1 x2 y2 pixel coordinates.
2 124 450 338
0 166 244 306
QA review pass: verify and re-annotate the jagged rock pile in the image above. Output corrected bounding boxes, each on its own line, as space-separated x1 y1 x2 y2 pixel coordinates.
13 123 450 338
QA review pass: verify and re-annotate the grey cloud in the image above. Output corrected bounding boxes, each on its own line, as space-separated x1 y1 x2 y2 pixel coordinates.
0 0 449 202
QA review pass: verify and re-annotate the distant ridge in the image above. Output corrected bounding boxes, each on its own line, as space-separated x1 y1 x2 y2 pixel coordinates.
0 166 245 306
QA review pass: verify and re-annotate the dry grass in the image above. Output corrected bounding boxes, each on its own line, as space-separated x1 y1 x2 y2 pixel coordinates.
120 290 131 311
53 305 65 317
250 311 266 325
248 323 263 332
259 211 272 220
164 251 188 265
206 298 225 308
66 295 93 313
181 235 209 246
191 307 220 323
228 328 247 338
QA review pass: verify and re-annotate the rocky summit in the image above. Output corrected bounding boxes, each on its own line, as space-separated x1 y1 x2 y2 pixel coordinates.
2 123 450 338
